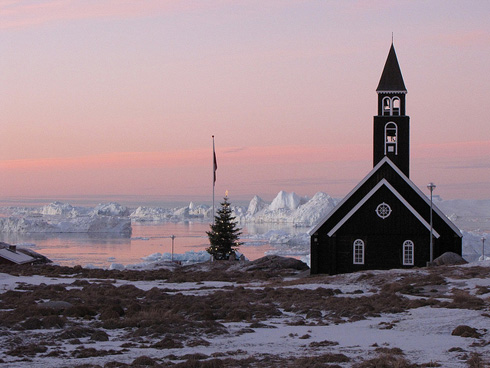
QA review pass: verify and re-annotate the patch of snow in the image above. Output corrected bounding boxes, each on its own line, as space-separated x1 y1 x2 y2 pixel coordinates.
108 263 125 271
142 250 211 264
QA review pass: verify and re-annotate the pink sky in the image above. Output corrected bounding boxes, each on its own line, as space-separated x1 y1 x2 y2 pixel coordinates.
1 1 490 202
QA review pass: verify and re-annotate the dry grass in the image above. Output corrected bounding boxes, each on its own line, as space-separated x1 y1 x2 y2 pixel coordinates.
0 259 305 283
466 353 487 368
446 290 486 310
451 325 482 338
1 262 489 367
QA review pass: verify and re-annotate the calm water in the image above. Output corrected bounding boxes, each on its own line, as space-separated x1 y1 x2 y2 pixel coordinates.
0 221 307 268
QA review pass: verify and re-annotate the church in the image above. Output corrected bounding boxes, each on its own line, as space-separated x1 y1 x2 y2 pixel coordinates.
309 44 462 275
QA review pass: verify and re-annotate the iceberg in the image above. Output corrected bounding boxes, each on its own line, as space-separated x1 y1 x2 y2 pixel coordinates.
40 201 77 216
130 202 211 222
91 202 130 217
238 191 337 226
269 191 303 211
127 190 337 226
0 202 132 236
246 195 269 216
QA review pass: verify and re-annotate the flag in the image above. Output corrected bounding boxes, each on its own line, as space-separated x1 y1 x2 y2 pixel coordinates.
213 136 217 185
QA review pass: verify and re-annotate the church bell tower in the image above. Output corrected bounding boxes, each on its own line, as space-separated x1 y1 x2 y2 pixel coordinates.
373 43 410 177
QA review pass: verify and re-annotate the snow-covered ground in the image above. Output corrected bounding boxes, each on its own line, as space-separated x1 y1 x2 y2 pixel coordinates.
0 261 488 367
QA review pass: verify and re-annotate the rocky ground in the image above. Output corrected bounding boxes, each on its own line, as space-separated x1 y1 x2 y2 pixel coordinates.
0 256 489 367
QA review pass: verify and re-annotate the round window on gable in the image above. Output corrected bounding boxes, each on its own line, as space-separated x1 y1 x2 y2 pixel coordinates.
376 202 392 219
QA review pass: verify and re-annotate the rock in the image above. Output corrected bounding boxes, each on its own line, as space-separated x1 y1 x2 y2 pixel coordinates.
39 301 73 310
432 252 467 266
247 255 309 271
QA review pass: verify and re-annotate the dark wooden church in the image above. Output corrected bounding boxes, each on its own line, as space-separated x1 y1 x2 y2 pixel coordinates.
309 44 462 275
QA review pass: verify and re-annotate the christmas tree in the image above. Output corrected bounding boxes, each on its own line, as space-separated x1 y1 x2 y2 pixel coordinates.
206 195 242 260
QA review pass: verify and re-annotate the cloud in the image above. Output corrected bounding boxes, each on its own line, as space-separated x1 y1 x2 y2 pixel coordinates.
3 140 487 173
0 150 209 171
0 144 368 172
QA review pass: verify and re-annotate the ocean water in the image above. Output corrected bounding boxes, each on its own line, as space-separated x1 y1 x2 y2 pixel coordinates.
0 196 310 267
0 221 308 268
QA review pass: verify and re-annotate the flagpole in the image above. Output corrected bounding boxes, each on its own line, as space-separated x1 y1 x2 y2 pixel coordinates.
212 135 216 225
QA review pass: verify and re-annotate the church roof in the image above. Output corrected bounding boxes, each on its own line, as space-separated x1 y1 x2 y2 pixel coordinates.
324 178 441 238
376 44 407 93
308 157 462 237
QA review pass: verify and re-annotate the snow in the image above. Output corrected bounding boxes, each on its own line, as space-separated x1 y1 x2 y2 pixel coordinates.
107 250 249 271
0 264 488 367
138 250 211 265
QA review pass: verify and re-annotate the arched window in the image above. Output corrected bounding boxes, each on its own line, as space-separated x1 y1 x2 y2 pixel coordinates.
392 97 400 115
403 240 414 265
382 97 391 116
384 122 398 155
353 239 365 264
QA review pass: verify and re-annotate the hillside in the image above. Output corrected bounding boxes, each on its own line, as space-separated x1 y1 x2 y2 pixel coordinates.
0 258 489 367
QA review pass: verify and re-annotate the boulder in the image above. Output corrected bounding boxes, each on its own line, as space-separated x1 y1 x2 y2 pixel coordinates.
432 252 467 266
247 255 309 271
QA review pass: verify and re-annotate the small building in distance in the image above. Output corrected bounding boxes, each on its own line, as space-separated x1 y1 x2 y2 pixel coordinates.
309 43 462 275
0 242 51 265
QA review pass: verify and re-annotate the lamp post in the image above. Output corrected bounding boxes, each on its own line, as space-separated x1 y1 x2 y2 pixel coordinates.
482 237 486 261
427 182 436 263
170 235 175 262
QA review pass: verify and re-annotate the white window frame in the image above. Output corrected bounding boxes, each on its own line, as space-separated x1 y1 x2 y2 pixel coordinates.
403 240 414 265
392 97 400 115
376 202 392 219
353 239 365 265
382 96 392 116
384 122 398 155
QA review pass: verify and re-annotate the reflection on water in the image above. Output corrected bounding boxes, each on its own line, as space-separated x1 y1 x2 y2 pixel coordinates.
0 221 308 268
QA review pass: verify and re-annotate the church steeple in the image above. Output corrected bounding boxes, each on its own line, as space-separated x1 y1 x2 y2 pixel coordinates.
376 43 406 93
373 43 410 177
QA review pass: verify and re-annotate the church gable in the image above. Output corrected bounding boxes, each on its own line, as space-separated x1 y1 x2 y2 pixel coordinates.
327 179 440 238
309 157 461 238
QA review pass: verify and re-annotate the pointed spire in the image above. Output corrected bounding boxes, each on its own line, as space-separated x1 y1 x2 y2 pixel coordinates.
376 43 406 93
